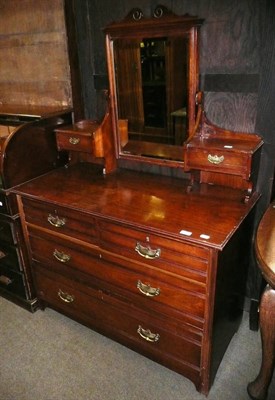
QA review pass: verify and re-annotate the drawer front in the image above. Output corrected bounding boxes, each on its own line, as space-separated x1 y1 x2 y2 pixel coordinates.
34 266 202 373
99 221 209 283
0 264 27 298
0 219 17 245
29 230 206 325
0 243 21 272
56 131 93 153
22 198 98 244
0 192 9 215
185 148 249 178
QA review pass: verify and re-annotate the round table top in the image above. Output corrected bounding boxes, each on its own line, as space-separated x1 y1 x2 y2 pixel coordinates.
256 200 275 288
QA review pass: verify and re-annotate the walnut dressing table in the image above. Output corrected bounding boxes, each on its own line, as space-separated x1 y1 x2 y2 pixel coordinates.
12 6 263 396
13 160 261 395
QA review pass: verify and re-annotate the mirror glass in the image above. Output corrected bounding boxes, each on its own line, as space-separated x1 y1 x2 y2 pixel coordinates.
114 36 189 150
105 7 202 165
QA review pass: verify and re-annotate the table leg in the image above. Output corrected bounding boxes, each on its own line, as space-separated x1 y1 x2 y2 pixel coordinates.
247 285 275 400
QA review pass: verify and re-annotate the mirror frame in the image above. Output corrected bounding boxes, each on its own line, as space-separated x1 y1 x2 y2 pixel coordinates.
104 5 204 168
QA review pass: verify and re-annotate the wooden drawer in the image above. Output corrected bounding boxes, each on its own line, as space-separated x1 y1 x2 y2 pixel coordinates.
22 198 98 245
55 120 103 157
34 265 202 378
0 218 17 245
56 130 94 153
184 147 251 178
0 243 22 272
0 264 27 298
0 191 18 216
28 229 206 326
0 192 9 215
99 220 209 283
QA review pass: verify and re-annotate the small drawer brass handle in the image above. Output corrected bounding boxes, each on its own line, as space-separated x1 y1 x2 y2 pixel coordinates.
58 289 75 303
137 325 160 342
207 154 224 165
135 242 161 259
69 137 80 145
137 280 160 297
47 214 66 228
53 249 71 263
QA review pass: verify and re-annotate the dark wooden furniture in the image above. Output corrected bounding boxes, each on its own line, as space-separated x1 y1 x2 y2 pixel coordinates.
11 6 264 396
247 202 275 400
0 105 72 310
0 1 84 310
14 162 259 395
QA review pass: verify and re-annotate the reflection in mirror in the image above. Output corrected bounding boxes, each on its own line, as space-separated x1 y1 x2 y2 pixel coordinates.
114 36 189 147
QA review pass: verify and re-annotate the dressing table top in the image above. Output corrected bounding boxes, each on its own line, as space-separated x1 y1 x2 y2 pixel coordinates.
13 163 260 250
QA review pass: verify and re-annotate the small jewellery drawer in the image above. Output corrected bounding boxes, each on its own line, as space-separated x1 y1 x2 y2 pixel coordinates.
22 198 98 244
34 266 202 372
0 243 22 272
55 120 103 157
28 231 206 324
99 221 209 283
0 264 27 298
184 147 250 178
56 131 94 153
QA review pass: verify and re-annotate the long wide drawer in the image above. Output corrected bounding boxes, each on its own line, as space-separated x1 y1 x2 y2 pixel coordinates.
34 265 202 386
29 229 206 326
99 220 209 283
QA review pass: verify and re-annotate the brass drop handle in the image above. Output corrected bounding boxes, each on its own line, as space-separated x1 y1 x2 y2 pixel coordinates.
137 325 160 342
137 280 160 297
58 289 75 303
207 154 224 165
69 137 80 145
47 214 66 228
135 242 161 259
53 249 71 263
